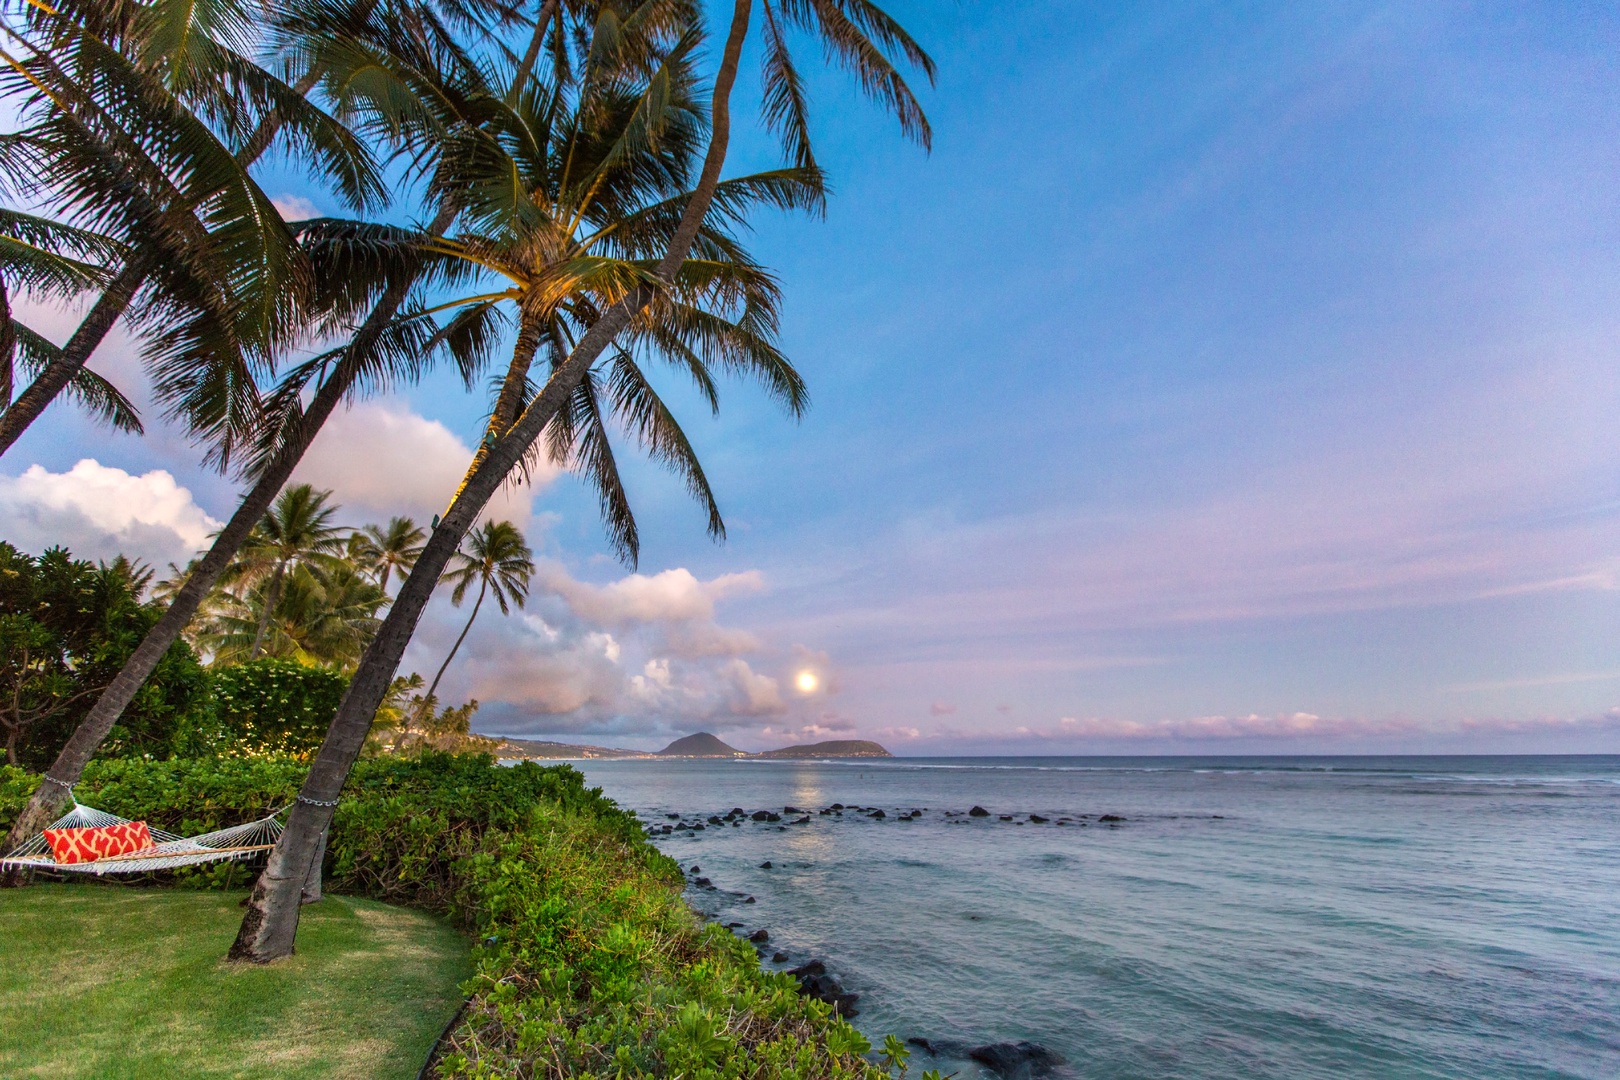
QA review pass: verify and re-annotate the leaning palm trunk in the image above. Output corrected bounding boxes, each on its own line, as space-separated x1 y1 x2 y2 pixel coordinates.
0 260 146 454
0 206 456 885
425 577 486 704
229 0 755 963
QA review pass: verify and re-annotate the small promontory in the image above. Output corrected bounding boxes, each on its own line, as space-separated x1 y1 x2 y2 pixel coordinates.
756 740 892 759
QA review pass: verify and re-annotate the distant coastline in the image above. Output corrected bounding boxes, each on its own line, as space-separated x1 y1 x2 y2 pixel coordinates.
490 730 892 761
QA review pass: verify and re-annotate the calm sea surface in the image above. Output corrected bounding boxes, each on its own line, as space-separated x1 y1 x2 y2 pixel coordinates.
569 755 1620 1080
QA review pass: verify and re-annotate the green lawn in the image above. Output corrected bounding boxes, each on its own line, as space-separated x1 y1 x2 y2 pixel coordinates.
0 884 472 1080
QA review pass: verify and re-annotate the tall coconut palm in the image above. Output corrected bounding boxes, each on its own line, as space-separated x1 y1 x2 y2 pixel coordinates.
349 517 426 592
423 520 531 702
225 484 350 660
233 0 934 960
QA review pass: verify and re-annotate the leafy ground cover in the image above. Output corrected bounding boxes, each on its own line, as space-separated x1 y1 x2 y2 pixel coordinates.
0 884 470 1080
0 757 910 1079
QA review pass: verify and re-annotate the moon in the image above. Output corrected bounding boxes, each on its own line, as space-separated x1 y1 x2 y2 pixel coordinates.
795 671 819 694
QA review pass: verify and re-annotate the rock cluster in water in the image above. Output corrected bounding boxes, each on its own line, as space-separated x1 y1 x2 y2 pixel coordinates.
908 1038 1066 1080
644 802 1128 836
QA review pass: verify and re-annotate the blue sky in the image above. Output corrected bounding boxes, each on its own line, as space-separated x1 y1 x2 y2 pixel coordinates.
6 2 1619 753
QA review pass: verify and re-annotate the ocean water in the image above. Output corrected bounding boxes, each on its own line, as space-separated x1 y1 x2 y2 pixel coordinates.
569 755 1620 1080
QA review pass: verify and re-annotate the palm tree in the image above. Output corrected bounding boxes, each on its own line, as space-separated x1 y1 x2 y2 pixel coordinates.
226 485 350 660
0 210 140 433
233 0 934 961
0 0 381 459
1 0 527 865
423 520 532 702
200 559 389 670
349 517 426 592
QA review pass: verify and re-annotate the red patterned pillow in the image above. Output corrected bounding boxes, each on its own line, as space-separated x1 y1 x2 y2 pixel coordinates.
43 821 155 865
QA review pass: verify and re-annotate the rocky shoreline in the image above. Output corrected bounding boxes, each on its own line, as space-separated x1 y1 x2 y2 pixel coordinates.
655 799 1141 1078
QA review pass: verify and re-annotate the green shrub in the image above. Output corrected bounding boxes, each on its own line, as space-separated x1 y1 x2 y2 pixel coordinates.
0 543 209 768
202 659 349 758
0 756 886 1079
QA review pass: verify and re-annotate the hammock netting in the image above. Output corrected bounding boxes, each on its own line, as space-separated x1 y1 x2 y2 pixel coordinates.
1 801 284 875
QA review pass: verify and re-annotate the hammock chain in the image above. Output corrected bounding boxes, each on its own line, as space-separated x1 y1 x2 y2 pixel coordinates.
296 795 340 808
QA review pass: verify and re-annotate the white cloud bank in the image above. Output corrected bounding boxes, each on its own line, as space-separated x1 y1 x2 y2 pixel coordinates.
292 402 554 525
0 459 221 567
971 708 1620 746
413 560 811 743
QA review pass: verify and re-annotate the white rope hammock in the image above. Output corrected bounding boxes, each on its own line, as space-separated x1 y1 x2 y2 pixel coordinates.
1 800 285 876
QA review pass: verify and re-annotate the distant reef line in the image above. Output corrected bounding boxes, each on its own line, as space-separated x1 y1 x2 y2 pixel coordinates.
487 731 892 761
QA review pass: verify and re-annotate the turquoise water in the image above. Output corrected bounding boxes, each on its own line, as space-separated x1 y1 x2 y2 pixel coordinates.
571 755 1620 1079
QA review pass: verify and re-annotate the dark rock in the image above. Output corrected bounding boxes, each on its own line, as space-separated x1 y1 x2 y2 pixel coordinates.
967 1042 1065 1079
999 815 1014 821
819 808 834 815
907 1037 934 1053
691 823 706 830
784 806 801 814
759 861 773 869
731 807 745 816
832 993 860 1018
690 866 701 873
787 960 825 977
870 809 886 819
752 810 772 821
766 812 783 822
830 803 845 810
1099 814 1124 823
749 929 770 943
693 877 712 888
666 813 681 820
708 816 723 825
772 951 789 962
1029 814 1049 824
744 896 756 904
725 921 744 928
1213 814 1224 819
801 973 842 998
791 816 811 825
969 806 990 817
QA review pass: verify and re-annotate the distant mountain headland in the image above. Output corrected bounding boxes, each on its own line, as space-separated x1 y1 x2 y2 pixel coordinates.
490 731 891 760
658 732 745 757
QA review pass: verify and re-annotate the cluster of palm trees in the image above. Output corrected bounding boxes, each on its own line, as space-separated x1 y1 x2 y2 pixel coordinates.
170 483 531 683
0 0 933 959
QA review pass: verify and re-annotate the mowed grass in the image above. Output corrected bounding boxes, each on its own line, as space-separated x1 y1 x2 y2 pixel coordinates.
0 884 472 1080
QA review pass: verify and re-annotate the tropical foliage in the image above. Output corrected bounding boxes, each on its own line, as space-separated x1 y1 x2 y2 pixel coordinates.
0 542 208 768
205 659 349 759
0 0 934 970
0 755 899 1079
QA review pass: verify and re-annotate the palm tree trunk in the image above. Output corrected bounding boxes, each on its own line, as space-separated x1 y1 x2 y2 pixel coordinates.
0 70 320 459
510 0 560 100
229 0 756 963
247 564 286 660
451 314 545 501
425 579 486 704
0 204 459 886
0 259 146 457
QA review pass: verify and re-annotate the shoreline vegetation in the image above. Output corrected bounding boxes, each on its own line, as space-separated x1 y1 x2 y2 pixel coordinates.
0 755 920 1079
492 732 895 761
